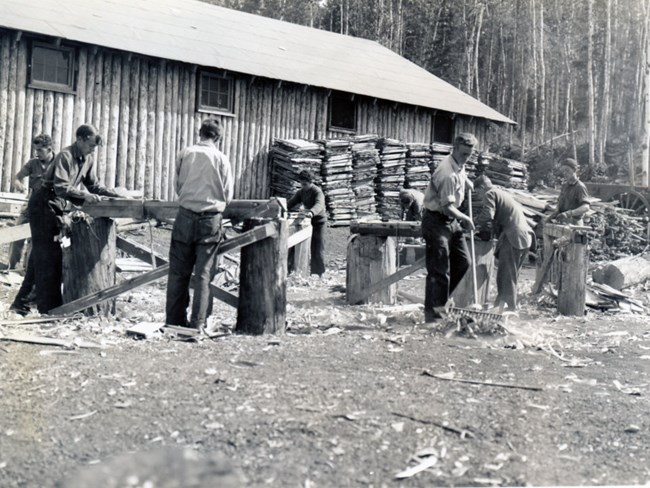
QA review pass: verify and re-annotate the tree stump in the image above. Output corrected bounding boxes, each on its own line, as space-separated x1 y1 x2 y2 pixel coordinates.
451 238 496 307
236 218 287 335
62 217 116 316
558 235 588 315
346 234 396 305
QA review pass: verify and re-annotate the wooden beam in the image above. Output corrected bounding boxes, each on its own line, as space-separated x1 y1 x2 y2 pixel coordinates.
209 284 238 308
84 198 286 221
116 236 167 267
0 224 30 245
350 220 422 238
287 225 312 248
350 257 426 305
49 222 278 315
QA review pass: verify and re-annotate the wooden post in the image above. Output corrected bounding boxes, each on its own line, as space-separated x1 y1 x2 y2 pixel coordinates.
236 218 287 335
557 232 588 316
451 238 496 307
62 218 116 316
289 219 311 276
346 234 397 305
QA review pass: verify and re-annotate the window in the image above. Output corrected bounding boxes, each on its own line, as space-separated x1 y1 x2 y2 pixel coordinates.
28 41 76 93
328 92 357 132
198 70 234 114
433 111 455 143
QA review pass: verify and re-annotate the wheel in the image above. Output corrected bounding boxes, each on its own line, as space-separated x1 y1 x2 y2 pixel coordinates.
611 190 650 216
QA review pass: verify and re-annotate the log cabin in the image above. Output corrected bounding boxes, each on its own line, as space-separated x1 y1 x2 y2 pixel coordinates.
0 0 514 200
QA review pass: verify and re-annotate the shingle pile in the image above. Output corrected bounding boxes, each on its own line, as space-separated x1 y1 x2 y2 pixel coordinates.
375 138 407 220
404 142 432 192
350 134 379 219
320 139 355 226
483 153 528 189
430 142 453 173
269 138 323 198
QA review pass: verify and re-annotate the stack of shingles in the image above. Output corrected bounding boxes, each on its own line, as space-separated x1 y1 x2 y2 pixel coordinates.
483 153 528 190
375 138 407 220
404 142 432 193
350 134 379 219
320 139 355 226
269 138 323 199
430 142 453 173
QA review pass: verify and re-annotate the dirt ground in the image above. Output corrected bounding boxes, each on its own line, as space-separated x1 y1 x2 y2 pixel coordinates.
1 225 650 487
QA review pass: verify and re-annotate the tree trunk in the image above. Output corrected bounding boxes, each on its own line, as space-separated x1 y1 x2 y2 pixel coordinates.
587 0 596 165
62 217 116 316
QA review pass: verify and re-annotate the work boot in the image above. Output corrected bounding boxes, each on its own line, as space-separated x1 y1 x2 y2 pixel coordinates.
9 302 30 316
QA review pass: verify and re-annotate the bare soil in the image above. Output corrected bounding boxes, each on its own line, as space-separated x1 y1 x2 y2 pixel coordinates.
1 225 650 487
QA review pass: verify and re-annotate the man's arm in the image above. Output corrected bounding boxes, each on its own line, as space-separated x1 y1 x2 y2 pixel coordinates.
13 163 31 193
438 175 475 230
305 187 326 217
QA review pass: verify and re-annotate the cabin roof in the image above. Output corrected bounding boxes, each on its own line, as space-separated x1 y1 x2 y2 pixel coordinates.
2 0 515 124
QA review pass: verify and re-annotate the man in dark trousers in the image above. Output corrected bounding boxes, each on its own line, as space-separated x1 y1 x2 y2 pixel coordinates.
30 124 123 314
547 158 590 225
9 134 55 315
399 187 424 221
166 119 234 330
287 170 327 277
421 133 476 323
474 175 535 311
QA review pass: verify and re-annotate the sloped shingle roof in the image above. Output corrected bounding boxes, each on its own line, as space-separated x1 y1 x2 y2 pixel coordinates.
2 0 514 124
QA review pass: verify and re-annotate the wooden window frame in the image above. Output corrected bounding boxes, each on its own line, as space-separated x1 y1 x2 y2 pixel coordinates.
328 92 357 134
197 70 235 116
28 40 76 94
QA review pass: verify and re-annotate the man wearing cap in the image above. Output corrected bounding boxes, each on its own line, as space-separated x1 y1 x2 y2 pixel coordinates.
287 170 327 277
399 187 424 221
166 119 234 331
30 124 123 313
474 175 535 311
421 133 476 323
548 158 590 225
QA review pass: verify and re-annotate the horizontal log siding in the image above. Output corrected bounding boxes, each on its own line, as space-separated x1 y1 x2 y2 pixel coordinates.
0 31 492 199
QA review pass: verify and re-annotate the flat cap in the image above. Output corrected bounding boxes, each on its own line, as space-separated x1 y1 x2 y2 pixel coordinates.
561 158 578 171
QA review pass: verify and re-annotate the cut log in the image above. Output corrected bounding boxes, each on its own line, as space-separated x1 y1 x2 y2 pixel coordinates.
62 218 116 316
236 218 287 335
592 253 650 290
346 234 397 305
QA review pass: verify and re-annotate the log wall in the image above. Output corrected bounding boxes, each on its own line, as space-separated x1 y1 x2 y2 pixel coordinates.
0 31 496 200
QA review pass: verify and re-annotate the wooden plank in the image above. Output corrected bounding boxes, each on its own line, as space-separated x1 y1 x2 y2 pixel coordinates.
351 257 426 305
287 225 312 248
0 223 30 244
209 284 238 308
350 220 422 238
83 198 286 220
49 222 278 315
116 236 167 267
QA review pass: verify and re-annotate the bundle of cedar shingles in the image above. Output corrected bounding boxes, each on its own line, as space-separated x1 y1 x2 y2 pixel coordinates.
350 135 379 219
319 139 355 226
269 139 323 199
375 138 407 220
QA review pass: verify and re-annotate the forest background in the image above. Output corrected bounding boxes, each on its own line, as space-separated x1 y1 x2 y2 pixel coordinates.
204 0 650 188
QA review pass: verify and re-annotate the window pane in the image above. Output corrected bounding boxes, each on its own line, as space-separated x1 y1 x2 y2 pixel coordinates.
31 44 72 89
200 72 232 112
